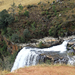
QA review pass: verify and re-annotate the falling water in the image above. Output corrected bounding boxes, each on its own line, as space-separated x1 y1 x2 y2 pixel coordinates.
11 40 75 72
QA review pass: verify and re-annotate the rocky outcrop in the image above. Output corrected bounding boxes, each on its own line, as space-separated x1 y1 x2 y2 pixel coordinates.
17 37 60 48
1 34 75 54
39 52 68 64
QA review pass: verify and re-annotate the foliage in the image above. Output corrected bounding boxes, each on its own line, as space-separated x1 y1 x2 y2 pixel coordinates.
1 28 7 35
38 41 42 48
38 2 41 5
7 27 13 36
23 29 30 38
11 2 16 16
0 41 9 61
46 11 49 15
38 41 45 48
41 11 46 15
31 22 36 32
53 1 55 4
11 34 19 43
10 50 19 63
18 4 23 10
52 5 57 16
48 28 54 36
24 10 29 17
0 9 14 28
18 4 23 15
20 36 25 43
48 27 58 37
45 59 51 64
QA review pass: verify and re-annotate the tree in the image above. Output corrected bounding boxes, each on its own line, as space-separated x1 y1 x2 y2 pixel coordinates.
0 9 14 28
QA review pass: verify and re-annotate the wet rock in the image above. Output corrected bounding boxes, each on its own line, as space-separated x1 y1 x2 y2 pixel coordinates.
39 51 68 64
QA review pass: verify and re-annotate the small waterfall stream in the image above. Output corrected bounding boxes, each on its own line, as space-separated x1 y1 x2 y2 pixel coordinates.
11 40 75 72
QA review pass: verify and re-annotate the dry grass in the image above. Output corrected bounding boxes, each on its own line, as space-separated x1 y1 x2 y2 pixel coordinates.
0 0 55 11
0 70 9 75
6 64 75 75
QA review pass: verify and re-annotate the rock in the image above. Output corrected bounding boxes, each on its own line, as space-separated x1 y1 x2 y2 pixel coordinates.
39 51 68 64
59 14 61 16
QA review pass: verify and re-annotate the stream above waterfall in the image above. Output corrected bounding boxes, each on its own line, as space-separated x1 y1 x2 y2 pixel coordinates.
11 40 75 72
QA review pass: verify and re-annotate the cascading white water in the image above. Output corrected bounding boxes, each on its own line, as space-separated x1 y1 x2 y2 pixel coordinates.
11 40 70 72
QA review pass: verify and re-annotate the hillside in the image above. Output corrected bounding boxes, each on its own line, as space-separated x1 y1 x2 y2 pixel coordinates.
5 65 75 75
0 0 75 74
0 0 55 11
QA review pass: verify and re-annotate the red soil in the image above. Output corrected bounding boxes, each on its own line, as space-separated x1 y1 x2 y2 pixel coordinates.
6 65 75 75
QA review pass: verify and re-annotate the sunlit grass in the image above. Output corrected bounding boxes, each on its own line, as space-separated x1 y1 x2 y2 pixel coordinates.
0 70 9 75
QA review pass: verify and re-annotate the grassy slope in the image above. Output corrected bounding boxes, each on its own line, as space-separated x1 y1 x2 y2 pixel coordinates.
6 65 75 75
0 0 55 11
1 0 75 43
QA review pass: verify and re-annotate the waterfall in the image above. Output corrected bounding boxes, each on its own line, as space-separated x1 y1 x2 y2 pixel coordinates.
11 40 73 72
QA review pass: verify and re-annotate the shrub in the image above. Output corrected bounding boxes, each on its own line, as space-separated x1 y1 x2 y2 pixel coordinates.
0 9 14 28
0 41 9 61
46 11 49 15
20 36 25 43
11 34 19 43
38 41 47 48
53 1 55 4
7 27 13 36
18 4 23 15
27 5 37 9
23 29 30 38
47 15 51 19
27 5 33 9
24 10 29 17
31 22 36 32
38 2 41 5
18 4 23 10
48 29 53 36
1 28 7 35
10 49 20 63
11 2 16 16
38 41 43 48
48 27 58 37
41 11 45 16
45 59 51 64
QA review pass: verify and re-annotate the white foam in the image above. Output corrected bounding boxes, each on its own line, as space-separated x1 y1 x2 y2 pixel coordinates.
11 41 68 72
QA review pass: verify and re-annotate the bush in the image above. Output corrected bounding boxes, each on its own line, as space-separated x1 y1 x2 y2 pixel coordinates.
48 27 58 37
7 27 13 36
0 41 9 61
23 29 30 38
46 11 49 15
20 36 25 43
47 15 51 19
38 41 46 48
27 5 33 9
18 4 23 10
48 29 53 36
11 34 19 43
24 10 29 17
41 11 45 15
0 9 14 28
1 28 7 35
45 59 51 64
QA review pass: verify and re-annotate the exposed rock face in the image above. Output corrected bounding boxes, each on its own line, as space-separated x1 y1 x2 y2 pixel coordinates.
1 34 75 55
17 37 60 48
39 52 68 64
